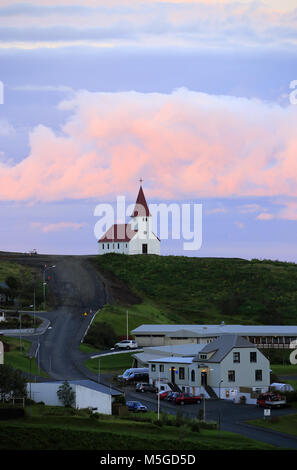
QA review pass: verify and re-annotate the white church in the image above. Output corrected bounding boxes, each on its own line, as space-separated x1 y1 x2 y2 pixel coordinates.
98 184 161 255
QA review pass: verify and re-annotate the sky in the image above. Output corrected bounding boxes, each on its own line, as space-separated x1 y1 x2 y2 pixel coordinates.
0 0 297 259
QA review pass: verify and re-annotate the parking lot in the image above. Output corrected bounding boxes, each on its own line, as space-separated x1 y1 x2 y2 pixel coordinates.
122 385 297 449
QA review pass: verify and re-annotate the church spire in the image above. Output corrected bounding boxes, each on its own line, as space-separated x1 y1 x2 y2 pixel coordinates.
131 181 151 217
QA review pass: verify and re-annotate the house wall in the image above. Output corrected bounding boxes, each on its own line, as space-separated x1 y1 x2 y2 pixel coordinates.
128 231 160 255
219 348 270 391
27 382 113 414
28 382 63 406
135 335 166 347
98 241 129 255
75 384 112 414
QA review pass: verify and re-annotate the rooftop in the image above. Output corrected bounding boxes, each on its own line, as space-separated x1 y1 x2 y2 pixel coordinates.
132 324 297 337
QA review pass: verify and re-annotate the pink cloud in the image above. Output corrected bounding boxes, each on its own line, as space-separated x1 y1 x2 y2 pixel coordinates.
256 212 275 220
1 88 297 202
31 221 86 232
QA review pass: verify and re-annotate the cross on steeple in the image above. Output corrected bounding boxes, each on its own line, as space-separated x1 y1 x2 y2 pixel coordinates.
139 177 143 185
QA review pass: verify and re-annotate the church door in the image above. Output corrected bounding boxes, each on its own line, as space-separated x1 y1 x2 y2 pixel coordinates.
142 244 148 254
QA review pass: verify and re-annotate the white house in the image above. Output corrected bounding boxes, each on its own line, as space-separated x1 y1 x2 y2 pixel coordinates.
148 335 270 404
98 184 160 255
27 380 123 415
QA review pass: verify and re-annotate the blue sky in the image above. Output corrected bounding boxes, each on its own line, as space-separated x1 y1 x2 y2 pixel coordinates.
0 1 297 260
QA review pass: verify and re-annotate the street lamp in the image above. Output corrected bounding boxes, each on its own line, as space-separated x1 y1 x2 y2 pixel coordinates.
42 265 55 310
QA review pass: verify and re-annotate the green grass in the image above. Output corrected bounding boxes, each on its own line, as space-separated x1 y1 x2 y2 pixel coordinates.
91 255 297 336
248 413 297 438
1 336 48 378
0 404 276 450
84 351 135 375
95 302 179 337
271 364 297 378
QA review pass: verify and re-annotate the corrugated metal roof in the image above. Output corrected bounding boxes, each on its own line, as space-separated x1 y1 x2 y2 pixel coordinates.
132 324 297 337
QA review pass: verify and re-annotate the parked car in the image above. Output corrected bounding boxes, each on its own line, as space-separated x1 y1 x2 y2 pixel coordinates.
173 393 202 405
166 392 180 401
256 392 286 408
126 401 148 412
114 340 138 350
158 391 171 400
136 383 158 393
118 368 149 383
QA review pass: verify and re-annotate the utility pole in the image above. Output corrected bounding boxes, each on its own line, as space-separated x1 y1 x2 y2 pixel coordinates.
98 358 101 383
126 309 129 340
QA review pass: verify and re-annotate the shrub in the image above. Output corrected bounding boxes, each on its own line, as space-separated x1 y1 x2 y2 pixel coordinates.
84 322 117 349
190 419 200 433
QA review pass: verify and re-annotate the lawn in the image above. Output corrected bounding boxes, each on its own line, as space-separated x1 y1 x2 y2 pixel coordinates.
90 255 297 337
248 413 297 438
0 404 276 450
93 301 179 337
1 335 48 378
84 351 135 376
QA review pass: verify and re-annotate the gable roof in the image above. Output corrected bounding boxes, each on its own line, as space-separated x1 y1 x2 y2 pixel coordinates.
98 223 137 243
131 185 151 217
193 334 256 363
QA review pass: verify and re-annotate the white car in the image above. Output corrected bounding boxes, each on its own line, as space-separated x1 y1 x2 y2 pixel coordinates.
114 340 138 350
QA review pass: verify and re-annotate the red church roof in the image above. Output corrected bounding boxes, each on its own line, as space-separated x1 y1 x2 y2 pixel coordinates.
131 185 151 217
98 223 137 243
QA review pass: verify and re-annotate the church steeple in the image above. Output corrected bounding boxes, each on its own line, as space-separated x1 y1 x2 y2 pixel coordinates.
131 181 151 217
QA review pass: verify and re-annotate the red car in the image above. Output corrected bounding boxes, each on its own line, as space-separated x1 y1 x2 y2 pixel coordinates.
158 391 171 400
256 393 286 408
174 393 202 405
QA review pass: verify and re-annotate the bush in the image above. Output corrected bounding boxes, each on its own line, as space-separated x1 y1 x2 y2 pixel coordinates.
84 322 117 349
190 419 200 433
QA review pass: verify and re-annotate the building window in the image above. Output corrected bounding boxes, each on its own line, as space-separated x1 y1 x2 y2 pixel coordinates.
191 370 195 382
228 370 235 382
200 354 207 360
151 364 156 372
118 243 120 249
255 370 262 381
250 351 257 363
113 244 115 249
233 352 240 363
107 243 109 249
179 367 185 380
159 364 164 372
102 244 104 249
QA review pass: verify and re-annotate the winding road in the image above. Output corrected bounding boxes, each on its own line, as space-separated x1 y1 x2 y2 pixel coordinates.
2 251 297 449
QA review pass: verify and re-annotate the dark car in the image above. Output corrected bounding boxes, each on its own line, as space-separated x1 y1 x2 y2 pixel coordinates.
136 383 158 393
174 393 202 405
166 392 180 401
126 401 148 412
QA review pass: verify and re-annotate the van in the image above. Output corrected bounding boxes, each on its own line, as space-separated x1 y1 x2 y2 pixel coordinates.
118 368 149 383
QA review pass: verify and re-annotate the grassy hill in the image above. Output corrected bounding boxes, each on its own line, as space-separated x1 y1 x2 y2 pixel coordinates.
0 405 275 450
91 254 297 333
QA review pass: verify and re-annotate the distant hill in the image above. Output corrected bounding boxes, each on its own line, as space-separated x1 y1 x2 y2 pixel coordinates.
93 254 297 326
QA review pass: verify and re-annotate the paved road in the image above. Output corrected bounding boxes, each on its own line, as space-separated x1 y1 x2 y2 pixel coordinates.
16 254 110 380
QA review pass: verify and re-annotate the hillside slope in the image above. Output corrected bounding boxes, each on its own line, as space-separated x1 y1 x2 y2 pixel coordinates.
92 254 297 327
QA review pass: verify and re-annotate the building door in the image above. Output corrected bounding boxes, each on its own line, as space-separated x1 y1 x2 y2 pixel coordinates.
142 243 148 254
171 367 176 384
201 371 207 386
